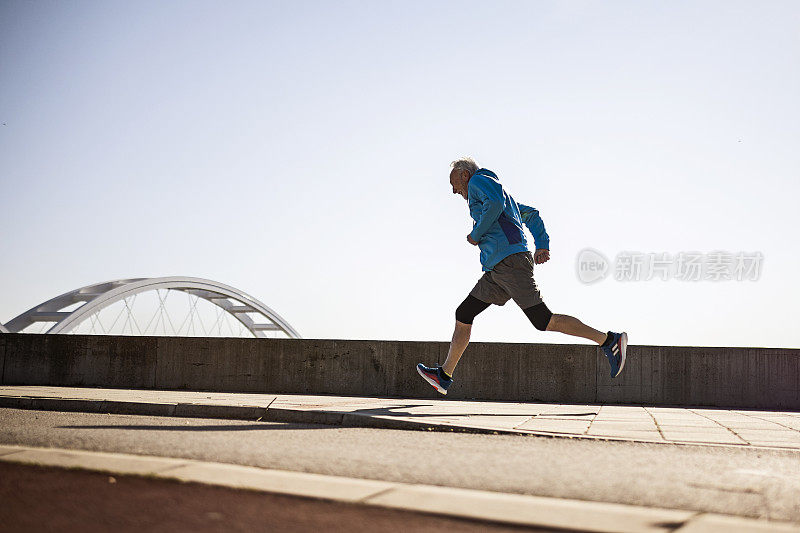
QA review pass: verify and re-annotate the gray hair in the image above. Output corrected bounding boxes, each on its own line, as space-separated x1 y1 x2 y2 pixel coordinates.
450 157 478 176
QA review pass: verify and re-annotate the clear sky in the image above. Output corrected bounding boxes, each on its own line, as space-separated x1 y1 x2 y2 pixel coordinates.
1 1 798 348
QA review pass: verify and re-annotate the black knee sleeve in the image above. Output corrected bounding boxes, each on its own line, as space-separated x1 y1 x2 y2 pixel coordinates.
455 295 491 324
523 302 553 331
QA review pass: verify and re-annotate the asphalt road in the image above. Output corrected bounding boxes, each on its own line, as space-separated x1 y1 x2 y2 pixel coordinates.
2 408 800 523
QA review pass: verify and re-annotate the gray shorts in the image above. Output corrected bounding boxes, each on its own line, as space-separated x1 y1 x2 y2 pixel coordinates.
469 251 544 309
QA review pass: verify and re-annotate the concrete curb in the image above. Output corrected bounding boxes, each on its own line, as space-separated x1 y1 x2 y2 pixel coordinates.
1 444 797 533
3 394 800 452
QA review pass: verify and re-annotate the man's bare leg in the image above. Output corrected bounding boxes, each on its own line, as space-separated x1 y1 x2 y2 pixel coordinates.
441 320 471 376
546 313 607 344
443 314 604 376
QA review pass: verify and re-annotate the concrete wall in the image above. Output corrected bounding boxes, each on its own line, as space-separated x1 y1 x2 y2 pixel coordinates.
1 333 798 409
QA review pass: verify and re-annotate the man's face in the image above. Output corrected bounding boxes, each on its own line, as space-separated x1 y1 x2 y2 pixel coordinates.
449 169 469 200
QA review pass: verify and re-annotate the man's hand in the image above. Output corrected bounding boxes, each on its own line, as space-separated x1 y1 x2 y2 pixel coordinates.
467 235 479 245
534 249 550 264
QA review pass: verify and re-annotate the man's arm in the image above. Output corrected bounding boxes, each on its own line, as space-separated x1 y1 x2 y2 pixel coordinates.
518 203 550 251
468 176 505 243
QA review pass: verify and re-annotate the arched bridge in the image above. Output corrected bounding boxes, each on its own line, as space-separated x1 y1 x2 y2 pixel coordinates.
1 277 300 338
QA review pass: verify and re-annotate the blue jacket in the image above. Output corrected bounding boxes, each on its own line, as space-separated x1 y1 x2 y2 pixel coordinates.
467 168 550 271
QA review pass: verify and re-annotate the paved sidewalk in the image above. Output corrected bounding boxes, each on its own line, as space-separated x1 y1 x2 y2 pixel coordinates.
2 386 800 450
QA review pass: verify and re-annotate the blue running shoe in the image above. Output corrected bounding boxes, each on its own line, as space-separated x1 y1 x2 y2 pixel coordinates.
602 332 628 378
416 363 452 395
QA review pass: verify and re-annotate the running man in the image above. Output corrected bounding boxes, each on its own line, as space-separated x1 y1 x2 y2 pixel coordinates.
417 158 628 395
